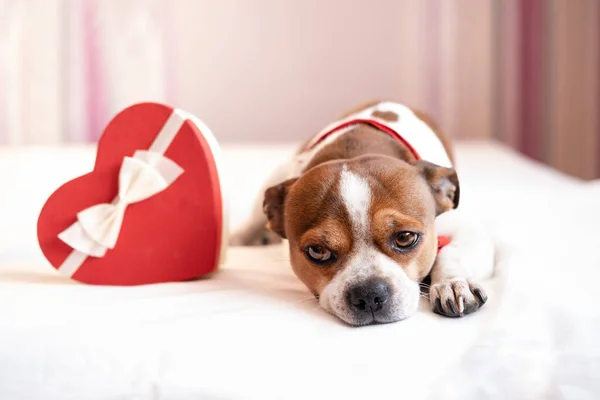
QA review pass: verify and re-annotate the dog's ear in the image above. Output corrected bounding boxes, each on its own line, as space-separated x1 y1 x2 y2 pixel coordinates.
263 178 297 238
415 160 460 215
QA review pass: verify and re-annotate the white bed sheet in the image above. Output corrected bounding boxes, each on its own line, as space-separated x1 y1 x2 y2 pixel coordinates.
0 141 599 400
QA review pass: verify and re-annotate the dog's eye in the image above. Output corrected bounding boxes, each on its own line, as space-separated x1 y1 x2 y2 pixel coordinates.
305 245 335 265
392 231 420 250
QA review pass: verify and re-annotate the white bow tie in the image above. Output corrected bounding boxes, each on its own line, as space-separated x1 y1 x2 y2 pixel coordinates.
58 151 184 257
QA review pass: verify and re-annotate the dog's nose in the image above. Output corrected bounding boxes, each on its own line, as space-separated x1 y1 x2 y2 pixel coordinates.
348 278 390 312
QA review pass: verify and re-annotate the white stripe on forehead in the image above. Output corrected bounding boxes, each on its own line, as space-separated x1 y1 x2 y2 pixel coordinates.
339 166 371 235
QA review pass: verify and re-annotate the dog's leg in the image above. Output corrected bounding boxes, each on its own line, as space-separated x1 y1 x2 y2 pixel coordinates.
428 209 495 317
229 161 293 246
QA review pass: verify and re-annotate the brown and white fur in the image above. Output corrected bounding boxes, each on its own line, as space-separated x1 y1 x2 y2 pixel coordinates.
231 100 494 326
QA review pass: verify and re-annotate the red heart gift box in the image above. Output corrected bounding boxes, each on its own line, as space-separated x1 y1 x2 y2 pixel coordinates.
37 102 227 285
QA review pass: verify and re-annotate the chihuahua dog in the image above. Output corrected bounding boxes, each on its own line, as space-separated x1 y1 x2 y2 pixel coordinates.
231 100 494 326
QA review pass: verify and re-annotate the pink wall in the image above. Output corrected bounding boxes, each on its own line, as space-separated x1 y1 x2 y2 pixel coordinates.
1 0 597 178
173 0 449 142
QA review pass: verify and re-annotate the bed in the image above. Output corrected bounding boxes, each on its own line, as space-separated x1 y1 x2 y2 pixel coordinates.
1 141 599 400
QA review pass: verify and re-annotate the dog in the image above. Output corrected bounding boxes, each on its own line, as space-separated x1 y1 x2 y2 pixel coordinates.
231 100 494 326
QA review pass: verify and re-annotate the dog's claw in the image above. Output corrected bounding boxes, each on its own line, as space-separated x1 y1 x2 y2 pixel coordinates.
430 279 487 318
434 298 443 315
446 298 458 316
474 288 487 305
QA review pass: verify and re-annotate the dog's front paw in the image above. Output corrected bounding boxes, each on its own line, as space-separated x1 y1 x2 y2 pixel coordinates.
430 279 487 318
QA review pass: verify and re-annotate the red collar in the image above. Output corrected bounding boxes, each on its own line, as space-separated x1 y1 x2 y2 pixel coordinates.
437 235 450 253
305 118 423 161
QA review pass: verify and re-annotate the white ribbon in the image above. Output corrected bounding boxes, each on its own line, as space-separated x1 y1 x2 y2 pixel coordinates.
57 151 183 258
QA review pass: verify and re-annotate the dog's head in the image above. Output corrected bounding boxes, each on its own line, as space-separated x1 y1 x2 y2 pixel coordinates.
263 155 459 325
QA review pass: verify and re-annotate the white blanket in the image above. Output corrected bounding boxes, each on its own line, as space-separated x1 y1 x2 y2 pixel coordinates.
0 142 599 400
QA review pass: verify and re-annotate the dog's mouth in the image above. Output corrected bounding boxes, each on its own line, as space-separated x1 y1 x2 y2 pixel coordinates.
315 272 423 325
319 291 419 326
345 309 401 326
331 305 411 326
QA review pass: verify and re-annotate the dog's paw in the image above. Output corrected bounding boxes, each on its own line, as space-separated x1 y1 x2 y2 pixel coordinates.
429 279 487 318
228 230 251 246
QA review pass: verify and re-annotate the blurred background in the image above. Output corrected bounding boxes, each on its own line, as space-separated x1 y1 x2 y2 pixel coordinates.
0 0 598 178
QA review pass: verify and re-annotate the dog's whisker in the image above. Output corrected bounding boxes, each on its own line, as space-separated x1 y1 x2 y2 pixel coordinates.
294 297 319 305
